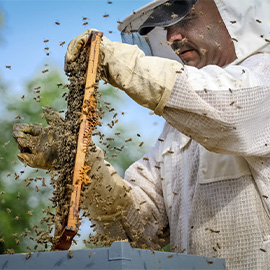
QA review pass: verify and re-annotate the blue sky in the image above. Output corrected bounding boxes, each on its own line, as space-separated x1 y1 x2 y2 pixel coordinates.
0 0 165 139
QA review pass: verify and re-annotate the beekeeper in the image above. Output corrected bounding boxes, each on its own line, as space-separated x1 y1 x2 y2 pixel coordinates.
13 0 270 269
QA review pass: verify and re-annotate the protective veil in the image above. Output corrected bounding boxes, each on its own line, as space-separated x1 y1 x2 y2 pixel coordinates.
105 1 270 270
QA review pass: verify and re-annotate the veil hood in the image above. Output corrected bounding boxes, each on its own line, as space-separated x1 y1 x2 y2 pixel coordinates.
118 0 270 64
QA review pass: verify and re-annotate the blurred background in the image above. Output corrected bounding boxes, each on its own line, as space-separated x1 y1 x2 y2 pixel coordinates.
0 0 165 253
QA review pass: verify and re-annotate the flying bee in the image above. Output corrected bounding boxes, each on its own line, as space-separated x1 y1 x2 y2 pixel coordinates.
125 138 132 142
44 47 49 50
256 19 262 23
103 14 109 18
42 69 49 73
55 21 60 25
168 254 174 258
60 41 65 46
15 115 22 119
139 142 144 147
83 22 88 26
44 39 49 43
82 17 88 20
107 1 112 3
5 65 11 70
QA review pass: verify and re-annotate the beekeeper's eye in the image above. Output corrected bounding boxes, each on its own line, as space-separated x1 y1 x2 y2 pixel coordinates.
175 12 198 28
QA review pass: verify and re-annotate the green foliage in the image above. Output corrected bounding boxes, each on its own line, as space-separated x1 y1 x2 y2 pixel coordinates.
0 69 67 253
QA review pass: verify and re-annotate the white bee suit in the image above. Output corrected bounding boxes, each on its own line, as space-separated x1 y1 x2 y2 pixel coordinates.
89 0 270 269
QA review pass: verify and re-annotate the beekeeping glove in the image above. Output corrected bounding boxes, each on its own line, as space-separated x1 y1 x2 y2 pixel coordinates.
82 142 133 222
13 107 64 170
65 29 183 115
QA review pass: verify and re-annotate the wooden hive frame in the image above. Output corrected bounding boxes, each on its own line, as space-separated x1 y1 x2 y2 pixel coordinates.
52 31 103 250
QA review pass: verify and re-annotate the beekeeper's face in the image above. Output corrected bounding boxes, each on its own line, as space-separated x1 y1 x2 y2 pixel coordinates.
166 0 236 68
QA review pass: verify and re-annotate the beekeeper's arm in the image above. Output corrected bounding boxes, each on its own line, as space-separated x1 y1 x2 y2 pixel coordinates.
84 141 169 249
13 108 169 249
66 29 270 158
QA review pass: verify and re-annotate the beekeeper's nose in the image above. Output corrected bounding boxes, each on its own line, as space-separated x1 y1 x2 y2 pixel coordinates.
167 27 184 44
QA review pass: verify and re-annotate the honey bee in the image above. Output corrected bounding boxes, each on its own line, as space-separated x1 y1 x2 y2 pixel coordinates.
256 19 262 23
230 21 237 24
5 65 11 70
139 142 144 147
125 138 132 142
60 41 65 46
55 21 60 25
171 13 178 19
26 253 32 260
168 254 174 258
107 1 112 3
44 39 49 43
68 250 73 258
82 17 88 20
4 141 10 147
103 14 109 18
42 69 49 73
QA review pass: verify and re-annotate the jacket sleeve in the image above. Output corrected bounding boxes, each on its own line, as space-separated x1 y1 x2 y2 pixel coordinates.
93 140 170 250
162 53 270 157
